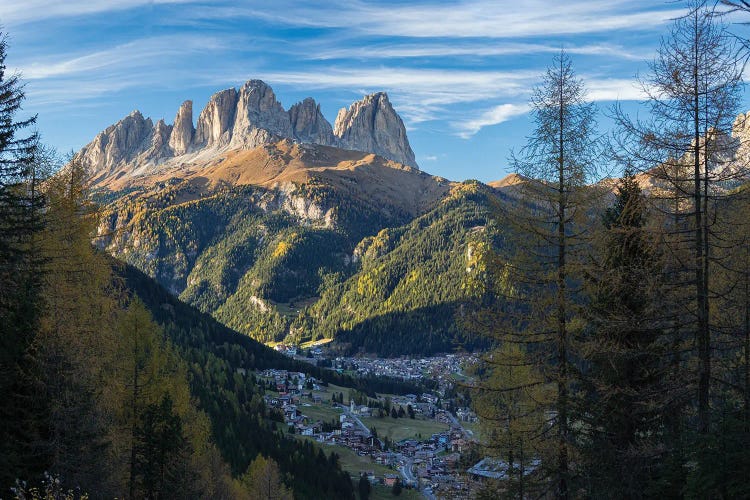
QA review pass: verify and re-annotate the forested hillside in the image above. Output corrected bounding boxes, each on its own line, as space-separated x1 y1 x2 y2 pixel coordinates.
95 174 414 345
294 181 502 355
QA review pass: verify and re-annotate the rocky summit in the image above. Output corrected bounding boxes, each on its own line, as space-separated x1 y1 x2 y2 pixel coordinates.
334 92 416 168
76 79 418 186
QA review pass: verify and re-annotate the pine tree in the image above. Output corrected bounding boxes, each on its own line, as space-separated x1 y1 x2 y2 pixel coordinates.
358 474 371 500
134 394 192 499
0 30 43 491
579 171 670 497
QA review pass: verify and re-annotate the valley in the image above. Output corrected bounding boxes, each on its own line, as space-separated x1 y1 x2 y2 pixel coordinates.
258 352 483 497
8 3 750 497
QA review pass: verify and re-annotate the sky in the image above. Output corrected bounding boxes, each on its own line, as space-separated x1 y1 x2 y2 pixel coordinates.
3 0 750 182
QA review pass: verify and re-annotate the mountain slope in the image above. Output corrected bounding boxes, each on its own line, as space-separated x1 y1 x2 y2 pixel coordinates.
94 139 450 345
116 258 424 497
292 181 500 356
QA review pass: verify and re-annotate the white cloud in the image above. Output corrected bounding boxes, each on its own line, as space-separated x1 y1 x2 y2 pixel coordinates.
239 66 539 126
585 78 647 102
201 0 684 39
453 76 647 137
456 103 531 138
0 0 196 26
20 35 230 80
308 42 647 62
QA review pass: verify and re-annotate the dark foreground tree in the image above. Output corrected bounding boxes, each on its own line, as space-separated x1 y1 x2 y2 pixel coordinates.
580 172 671 497
0 31 42 490
358 474 371 500
613 0 744 439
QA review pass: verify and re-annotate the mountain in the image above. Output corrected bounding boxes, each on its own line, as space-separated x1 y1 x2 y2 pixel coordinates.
78 79 509 356
76 79 417 189
92 140 451 347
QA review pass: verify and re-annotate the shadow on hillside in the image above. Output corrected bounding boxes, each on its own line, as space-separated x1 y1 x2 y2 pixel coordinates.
333 302 492 357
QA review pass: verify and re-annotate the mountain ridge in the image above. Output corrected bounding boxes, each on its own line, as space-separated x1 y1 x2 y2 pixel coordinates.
76 79 418 187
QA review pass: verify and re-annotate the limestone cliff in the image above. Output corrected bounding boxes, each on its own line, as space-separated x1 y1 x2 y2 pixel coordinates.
76 80 419 180
333 92 417 168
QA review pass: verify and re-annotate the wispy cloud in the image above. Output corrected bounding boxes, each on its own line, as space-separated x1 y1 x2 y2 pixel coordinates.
17 35 238 108
456 103 531 138
308 42 648 62
20 35 230 80
246 66 538 125
585 77 647 102
0 0 196 26
193 0 683 39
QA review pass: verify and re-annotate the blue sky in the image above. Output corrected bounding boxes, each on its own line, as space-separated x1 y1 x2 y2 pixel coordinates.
3 0 749 182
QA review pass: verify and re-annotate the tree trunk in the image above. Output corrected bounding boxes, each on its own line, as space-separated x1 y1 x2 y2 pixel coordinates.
556 58 569 500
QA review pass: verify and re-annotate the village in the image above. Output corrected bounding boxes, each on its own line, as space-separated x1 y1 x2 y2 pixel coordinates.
256 352 495 498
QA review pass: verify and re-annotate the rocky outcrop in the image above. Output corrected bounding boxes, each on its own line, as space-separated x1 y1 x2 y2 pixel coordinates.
169 100 194 155
289 97 336 146
194 88 238 148
77 110 154 173
334 92 417 168
230 80 292 149
145 119 173 161
77 80 418 178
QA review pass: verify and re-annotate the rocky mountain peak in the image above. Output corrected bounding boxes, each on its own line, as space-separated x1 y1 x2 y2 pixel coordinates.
169 100 194 155
77 110 153 175
230 79 292 149
289 97 336 146
195 88 238 148
148 118 173 160
334 92 417 168
76 80 418 180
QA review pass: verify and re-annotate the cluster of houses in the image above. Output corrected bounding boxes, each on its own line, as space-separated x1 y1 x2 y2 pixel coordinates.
273 344 298 356
332 353 476 386
256 360 494 496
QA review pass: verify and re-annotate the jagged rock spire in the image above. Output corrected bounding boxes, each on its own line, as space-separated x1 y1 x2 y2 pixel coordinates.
334 92 417 168
75 80 419 175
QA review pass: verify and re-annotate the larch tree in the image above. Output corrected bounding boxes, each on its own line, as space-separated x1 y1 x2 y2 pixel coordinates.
612 0 745 438
240 454 293 500
468 51 602 499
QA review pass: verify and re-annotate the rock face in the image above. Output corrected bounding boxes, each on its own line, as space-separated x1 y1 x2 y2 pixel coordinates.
289 97 336 146
76 80 419 176
195 88 238 148
231 80 292 149
333 92 417 168
146 119 173 161
169 100 194 155
78 110 153 174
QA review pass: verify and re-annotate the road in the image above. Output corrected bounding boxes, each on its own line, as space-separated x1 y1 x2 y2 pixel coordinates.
399 457 416 484
445 410 473 438
338 405 371 436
